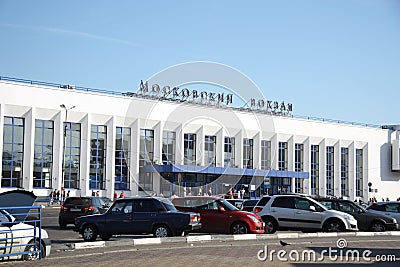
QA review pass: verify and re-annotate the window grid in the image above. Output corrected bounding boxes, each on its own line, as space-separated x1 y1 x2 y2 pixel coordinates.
341 147 349 197
2 117 24 188
33 120 53 188
326 146 334 196
204 135 216 166
243 138 253 169
261 140 271 170
278 142 288 171
311 145 319 195
356 149 363 197
162 131 176 165
115 127 131 190
224 137 235 167
295 143 304 193
63 122 81 189
139 129 154 191
184 133 196 165
89 125 106 190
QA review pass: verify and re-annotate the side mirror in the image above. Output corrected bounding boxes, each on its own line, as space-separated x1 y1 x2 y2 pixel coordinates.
309 206 316 212
218 206 226 212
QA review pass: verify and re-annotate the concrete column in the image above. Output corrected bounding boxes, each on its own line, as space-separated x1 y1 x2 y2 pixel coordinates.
23 108 35 191
235 130 243 168
105 116 116 199
175 124 184 165
196 126 204 166
80 114 91 196
130 119 140 196
254 132 261 169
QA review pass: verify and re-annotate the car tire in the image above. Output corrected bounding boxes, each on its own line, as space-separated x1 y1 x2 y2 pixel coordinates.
369 221 385 232
100 234 112 241
153 224 171 237
231 222 248 234
323 219 345 232
82 224 98 242
262 216 278 234
23 240 45 261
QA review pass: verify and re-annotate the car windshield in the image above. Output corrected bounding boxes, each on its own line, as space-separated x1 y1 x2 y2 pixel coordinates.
219 199 239 211
308 198 328 211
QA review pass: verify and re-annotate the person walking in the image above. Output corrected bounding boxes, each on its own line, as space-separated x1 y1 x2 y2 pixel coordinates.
119 191 125 198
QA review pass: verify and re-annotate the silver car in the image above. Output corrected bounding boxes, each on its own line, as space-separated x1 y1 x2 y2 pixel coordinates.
253 194 358 234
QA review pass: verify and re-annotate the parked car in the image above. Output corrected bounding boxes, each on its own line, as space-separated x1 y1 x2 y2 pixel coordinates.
242 199 259 212
74 197 201 241
226 199 244 210
172 196 264 234
367 202 400 223
314 198 398 231
59 196 111 228
253 194 358 234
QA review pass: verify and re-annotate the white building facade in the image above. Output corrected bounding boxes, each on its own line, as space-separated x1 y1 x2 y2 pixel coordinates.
1 77 399 201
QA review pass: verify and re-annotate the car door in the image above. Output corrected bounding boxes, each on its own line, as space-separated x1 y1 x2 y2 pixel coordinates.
131 199 159 234
104 200 133 234
270 197 295 228
294 197 323 230
0 212 12 256
193 199 226 233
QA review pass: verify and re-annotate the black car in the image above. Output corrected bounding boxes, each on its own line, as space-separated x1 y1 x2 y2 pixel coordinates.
315 198 398 232
74 197 201 241
59 196 111 228
242 199 259 212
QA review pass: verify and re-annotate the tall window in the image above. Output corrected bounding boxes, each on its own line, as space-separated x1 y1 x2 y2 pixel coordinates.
184 133 196 165
89 125 106 190
63 122 81 189
311 145 319 195
115 127 130 190
243 138 253 169
162 131 175 165
2 117 24 188
278 142 288 171
326 146 334 196
295 143 304 193
356 149 363 197
224 137 235 167
33 120 53 188
139 129 154 191
261 140 271 170
204 135 216 166
341 147 349 197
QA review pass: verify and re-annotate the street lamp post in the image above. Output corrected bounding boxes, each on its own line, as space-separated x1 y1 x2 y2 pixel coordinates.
60 104 76 191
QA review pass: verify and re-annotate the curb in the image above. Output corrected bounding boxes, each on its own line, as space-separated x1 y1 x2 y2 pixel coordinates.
65 231 400 250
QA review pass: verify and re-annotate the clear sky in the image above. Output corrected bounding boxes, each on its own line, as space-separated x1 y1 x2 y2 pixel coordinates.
0 0 399 126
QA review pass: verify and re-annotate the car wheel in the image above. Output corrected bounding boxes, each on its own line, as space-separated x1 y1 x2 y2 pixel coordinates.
82 224 98 241
153 225 171 237
231 222 248 234
23 240 44 261
262 217 277 234
100 234 112 241
369 221 385 232
323 219 345 232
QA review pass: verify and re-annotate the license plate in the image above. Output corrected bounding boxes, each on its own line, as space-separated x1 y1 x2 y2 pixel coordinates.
70 208 81 212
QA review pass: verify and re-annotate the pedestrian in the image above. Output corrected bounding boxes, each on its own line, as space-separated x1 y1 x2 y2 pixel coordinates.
56 190 60 204
92 190 95 196
113 191 118 200
119 191 125 198
49 190 54 206
67 190 70 198
96 191 100 197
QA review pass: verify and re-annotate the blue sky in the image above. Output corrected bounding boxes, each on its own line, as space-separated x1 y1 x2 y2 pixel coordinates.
0 0 399 125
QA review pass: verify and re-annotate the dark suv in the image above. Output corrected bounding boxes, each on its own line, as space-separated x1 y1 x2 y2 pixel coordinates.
59 196 111 228
315 198 398 232
74 197 201 241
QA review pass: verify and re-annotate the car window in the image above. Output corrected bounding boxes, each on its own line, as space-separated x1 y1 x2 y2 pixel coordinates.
133 200 157 212
64 198 91 206
295 198 312 210
0 212 11 224
369 204 385 211
339 202 356 212
219 199 239 211
110 201 132 214
385 204 400 213
271 197 295 208
257 197 271 206
319 201 333 209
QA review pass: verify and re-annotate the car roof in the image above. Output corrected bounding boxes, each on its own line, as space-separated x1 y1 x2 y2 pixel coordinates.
173 196 221 200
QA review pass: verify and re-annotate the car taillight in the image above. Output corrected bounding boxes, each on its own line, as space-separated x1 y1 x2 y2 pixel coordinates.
87 206 95 211
254 207 263 213
60 205 67 211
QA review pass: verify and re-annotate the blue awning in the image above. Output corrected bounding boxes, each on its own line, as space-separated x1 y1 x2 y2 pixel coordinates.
141 164 309 179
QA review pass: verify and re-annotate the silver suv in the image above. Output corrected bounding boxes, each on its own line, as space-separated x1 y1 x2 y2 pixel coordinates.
253 194 358 234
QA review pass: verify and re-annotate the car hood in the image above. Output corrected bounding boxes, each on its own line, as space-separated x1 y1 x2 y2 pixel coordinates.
325 209 355 219
0 190 37 222
365 211 397 222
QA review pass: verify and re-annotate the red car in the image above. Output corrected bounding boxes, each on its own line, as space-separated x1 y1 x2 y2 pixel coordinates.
172 196 264 234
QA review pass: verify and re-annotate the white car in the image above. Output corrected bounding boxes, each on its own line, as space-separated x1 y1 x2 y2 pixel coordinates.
253 194 359 234
0 210 51 260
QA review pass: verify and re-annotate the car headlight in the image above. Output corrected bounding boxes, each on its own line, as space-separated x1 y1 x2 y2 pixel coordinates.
247 215 260 223
392 218 397 224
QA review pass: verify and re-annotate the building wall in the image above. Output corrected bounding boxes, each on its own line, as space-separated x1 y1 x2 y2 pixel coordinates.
1 80 399 201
